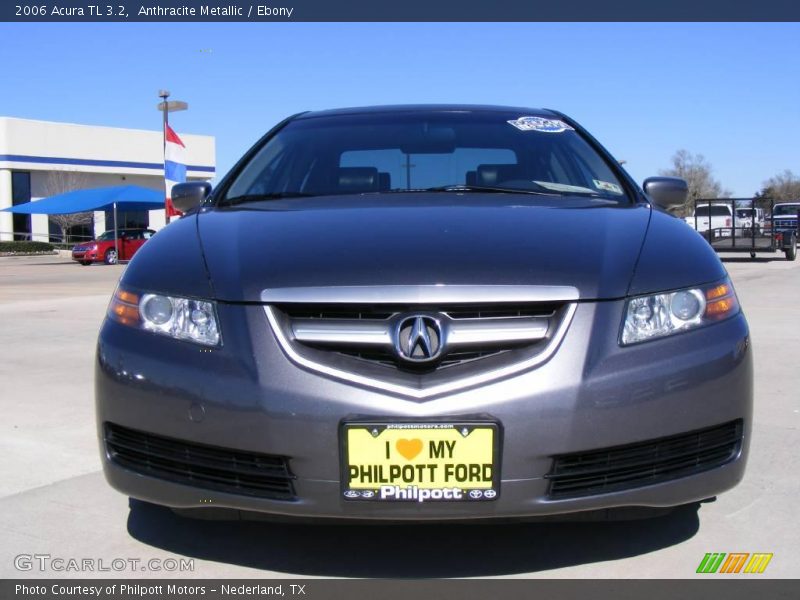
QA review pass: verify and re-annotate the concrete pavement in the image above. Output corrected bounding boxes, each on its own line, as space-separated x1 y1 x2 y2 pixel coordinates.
0 252 797 578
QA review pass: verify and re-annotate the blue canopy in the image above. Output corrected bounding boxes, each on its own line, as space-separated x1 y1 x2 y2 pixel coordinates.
2 185 164 215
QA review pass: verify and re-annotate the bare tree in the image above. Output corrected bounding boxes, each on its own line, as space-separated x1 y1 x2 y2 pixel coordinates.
43 170 94 243
659 149 732 216
756 170 800 202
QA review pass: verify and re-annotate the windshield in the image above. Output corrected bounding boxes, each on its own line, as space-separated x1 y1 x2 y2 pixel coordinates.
223 112 629 204
773 205 800 216
97 231 118 241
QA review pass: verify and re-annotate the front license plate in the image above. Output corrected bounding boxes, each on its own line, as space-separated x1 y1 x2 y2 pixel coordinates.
341 421 500 502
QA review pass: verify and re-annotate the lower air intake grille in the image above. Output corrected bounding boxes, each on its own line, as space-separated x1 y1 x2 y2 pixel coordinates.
105 423 296 500
546 420 743 498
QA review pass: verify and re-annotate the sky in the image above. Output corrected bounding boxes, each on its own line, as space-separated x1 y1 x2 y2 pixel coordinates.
1 22 798 196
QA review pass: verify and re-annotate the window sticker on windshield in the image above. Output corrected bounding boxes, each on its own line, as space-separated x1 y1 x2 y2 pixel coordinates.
593 179 624 195
507 116 575 133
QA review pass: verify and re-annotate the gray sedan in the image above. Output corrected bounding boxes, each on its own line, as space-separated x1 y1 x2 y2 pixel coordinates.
96 105 751 521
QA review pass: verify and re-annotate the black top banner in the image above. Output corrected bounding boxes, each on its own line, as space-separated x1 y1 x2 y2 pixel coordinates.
2 0 800 22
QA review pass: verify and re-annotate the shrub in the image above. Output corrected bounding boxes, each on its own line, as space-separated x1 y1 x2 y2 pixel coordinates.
0 241 55 254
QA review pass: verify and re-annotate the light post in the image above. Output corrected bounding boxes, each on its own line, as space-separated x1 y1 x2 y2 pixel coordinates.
156 90 188 224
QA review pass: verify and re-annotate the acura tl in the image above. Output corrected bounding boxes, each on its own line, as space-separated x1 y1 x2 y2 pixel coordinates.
96 105 751 521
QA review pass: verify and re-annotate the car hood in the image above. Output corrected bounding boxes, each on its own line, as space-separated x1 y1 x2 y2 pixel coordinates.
197 195 652 302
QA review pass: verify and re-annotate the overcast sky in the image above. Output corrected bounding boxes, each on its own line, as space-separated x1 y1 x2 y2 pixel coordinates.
2 22 798 196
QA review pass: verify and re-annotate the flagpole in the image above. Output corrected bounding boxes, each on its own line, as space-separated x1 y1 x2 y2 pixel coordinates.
113 201 119 263
159 90 170 225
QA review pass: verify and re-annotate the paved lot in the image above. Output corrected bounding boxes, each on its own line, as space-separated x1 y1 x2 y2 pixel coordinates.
0 252 798 578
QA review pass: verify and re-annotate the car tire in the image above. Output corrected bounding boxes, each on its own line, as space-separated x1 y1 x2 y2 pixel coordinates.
786 243 797 261
80 260 92 266
104 248 118 265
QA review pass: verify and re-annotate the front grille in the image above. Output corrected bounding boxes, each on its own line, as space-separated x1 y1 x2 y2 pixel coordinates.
444 304 559 319
333 346 512 369
281 303 559 321
282 305 396 320
546 420 743 498
277 302 561 372
105 423 296 500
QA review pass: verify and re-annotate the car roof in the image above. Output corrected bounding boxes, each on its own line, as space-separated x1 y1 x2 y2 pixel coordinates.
294 104 561 121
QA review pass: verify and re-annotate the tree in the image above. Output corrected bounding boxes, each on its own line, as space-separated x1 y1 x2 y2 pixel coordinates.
43 170 93 243
659 149 732 216
756 170 800 202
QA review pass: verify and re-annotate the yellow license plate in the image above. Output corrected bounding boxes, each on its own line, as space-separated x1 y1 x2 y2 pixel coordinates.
341 421 500 502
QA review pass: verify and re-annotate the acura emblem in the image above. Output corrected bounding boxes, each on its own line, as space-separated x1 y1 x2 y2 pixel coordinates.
394 315 443 362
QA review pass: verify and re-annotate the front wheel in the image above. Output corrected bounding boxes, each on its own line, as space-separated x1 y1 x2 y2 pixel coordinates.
104 248 118 265
786 244 797 261
80 260 92 266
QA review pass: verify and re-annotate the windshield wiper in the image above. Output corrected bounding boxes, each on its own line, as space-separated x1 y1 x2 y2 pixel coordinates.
434 184 609 198
428 185 550 195
382 185 551 196
393 184 604 197
222 192 315 206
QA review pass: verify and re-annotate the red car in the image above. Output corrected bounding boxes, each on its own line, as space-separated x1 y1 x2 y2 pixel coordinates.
71 229 155 265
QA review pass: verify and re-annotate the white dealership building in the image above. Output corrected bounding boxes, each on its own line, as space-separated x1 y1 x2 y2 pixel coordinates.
0 117 216 242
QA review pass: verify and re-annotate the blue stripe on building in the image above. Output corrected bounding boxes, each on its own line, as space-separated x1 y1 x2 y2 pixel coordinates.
0 154 215 173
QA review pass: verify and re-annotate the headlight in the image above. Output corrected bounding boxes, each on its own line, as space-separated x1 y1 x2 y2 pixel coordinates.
107 288 221 346
621 279 740 345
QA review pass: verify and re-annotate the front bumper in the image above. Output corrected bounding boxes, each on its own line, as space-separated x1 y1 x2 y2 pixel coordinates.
72 249 97 262
96 300 752 520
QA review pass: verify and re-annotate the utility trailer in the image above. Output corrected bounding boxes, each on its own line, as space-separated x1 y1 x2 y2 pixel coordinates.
690 198 796 261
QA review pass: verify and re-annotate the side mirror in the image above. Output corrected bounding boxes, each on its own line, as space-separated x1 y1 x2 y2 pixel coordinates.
643 176 688 209
172 181 212 213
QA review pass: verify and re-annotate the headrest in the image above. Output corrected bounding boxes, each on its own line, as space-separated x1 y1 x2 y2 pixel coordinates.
338 167 380 194
476 164 522 187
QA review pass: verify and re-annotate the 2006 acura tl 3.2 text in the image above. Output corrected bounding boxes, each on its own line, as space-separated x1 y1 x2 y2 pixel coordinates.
96 105 751 521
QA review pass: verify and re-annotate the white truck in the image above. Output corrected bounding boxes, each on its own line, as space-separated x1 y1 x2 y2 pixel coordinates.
684 202 764 237
736 207 765 233
685 204 733 237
